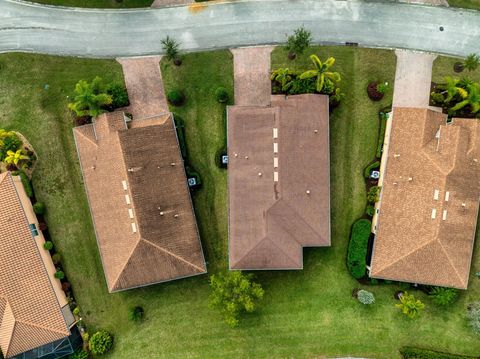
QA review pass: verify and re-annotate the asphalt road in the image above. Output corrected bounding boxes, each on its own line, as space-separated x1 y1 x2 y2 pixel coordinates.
1 0 480 58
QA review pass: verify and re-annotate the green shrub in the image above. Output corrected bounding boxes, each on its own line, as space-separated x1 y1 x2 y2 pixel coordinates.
106 83 129 109
33 202 46 215
363 161 380 178
429 287 459 306
431 92 445 105
54 270 65 280
357 289 375 305
167 90 185 106
89 330 114 355
17 170 33 198
347 219 371 279
128 306 145 322
52 253 61 264
376 82 390 95
215 87 229 103
367 186 381 203
173 115 187 159
376 113 388 158
0 134 22 160
72 307 80 316
70 350 89 359
396 291 424 319
43 241 54 251
366 204 375 217
286 26 312 56
399 346 477 359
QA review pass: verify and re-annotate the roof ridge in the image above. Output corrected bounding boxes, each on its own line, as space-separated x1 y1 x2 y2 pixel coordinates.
436 239 466 287
73 125 99 148
373 240 434 274
15 318 70 336
110 239 142 290
140 239 205 273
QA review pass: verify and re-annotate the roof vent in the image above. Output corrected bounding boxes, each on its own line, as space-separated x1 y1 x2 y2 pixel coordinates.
171 162 176 166
408 177 413 181
234 153 238 157
314 130 318 134
433 189 439 200
431 208 437 219
245 156 249 159
306 190 310 195
160 211 164 216
442 210 447 221
174 214 179 218
258 172 262 177
394 154 400 158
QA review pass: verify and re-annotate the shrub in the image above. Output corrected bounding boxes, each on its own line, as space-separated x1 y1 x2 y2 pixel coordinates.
376 82 390 95
286 26 312 57
357 289 375 305
33 202 46 215
363 161 380 178
429 287 459 306
209 271 264 327
347 219 371 279
128 306 145 322
215 87 229 103
68 77 112 118
464 53 480 72
89 330 114 355
431 92 445 105
17 170 33 198
395 291 425 319
376 112 388 158
52 253 61 264
54 270 65 280
367 186 381 203
43 241 54 251
366 204 375 217
70 350 89 359
0 134 22 160
72 307 80 316
399 346 477 359
106 83 129 109
161 35 180 63
167 90 185 106
173 115 187 159
466 302 480 334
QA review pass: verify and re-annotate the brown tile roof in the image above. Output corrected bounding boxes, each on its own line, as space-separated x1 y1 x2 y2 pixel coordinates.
0 172 70 358
228 94 331 269
73 112 206 292
371 108 480 289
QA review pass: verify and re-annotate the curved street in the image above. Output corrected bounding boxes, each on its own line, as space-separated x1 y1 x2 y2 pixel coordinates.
1 0 480 58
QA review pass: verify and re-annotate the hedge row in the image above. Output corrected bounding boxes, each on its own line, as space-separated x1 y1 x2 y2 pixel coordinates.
173 115 187 159
376 113 388 158
400 346 478 359
18 170 33 198
347 219 371 279
363 161 380 179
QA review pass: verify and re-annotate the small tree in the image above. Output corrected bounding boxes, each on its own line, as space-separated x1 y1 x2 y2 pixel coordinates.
464 53 480 72
286 26 312 59
299 55 341 94
395 291 424 319
89 330 113 355
429 287 459 306
128 306 145 322
68 77 112 118
209 271 264 327
357 289 375 305
161 36 181 65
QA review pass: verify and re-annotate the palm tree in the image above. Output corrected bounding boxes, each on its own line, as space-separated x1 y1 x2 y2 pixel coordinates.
270 68 293 91
464 53 480 72
395 292 425 319
440 76 468 103
68 77 112 118
4 149 29 165
450 83 480 113
299 55 341 93
161 36 181 65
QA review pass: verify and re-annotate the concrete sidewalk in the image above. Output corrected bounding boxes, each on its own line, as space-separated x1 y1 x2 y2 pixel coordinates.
231 46 274 106
392 50 437 108
117 56 169 119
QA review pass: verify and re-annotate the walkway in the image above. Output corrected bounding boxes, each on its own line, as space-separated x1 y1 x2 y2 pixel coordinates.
1 0 480 58
116 56 168 119
231 46 273 106
392 50 437 108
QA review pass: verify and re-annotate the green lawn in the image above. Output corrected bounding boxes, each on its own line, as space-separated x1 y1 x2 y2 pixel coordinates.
448 0 480 10
432 55 480 83
1 48 480 358
29 0 152 8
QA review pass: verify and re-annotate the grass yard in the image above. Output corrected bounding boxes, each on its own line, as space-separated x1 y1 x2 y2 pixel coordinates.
29 0 152 8
432 55 480 83
1 48 480 358
448 0 480 10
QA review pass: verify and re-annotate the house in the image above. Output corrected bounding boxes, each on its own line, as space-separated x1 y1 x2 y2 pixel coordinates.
73 112 206 293
227 94 331 270
0 172 79 359
370 107 480 289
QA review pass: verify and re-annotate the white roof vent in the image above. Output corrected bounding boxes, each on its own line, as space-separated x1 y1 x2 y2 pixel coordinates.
431 209 437 219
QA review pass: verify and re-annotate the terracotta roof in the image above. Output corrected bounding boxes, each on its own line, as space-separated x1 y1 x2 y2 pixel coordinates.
228 94 331 269
371 108 480 289
0 172 70 358
73 112 206 292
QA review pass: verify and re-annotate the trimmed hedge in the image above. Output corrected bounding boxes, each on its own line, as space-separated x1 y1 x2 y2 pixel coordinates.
364 161 380 178
18 170 33 198
400 346 478 359
347 219 372 279
376 113 388 158
173 115 187 159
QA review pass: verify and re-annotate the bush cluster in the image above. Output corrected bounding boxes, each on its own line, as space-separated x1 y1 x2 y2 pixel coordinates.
167 90 185 106
18 170 33 198
215 87 229 103
367 186 381 204
347 219 371 279
357 289 375 305
399 346 476 359
70 350 89 359
89 330 114 355
128 306 145 322
429 287 459 306
173 115 187 159
376 112 388 158
106 83 130 109
33 201 46 215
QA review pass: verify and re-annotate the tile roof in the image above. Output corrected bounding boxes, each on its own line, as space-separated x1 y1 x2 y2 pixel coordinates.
371 108 480 289
228 94 331 269
73 112 206 292
0 172 69 358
